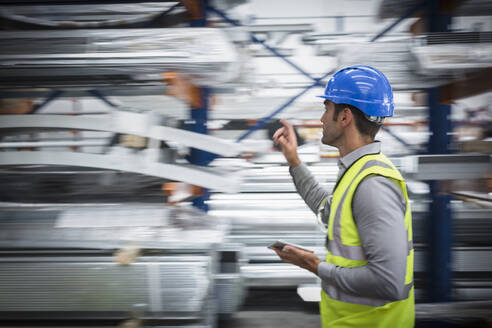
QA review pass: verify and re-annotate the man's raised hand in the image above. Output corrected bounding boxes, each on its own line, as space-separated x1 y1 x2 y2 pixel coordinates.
272 119 301 167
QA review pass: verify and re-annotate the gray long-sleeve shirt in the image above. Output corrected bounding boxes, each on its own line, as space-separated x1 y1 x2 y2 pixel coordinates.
290 142 409 302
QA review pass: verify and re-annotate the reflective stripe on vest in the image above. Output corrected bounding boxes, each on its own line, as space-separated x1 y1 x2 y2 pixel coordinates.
321 153 414 307
322 281 414 307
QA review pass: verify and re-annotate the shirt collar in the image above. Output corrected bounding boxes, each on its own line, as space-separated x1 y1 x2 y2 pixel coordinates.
337 141 382 171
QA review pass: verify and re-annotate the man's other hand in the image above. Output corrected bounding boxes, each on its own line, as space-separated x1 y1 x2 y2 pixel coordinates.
273 245 321 275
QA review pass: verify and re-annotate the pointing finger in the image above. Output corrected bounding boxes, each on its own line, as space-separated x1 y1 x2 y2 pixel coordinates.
279 119 295 133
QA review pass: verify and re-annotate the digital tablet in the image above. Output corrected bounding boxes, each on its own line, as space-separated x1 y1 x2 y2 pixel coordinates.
267 240 314 253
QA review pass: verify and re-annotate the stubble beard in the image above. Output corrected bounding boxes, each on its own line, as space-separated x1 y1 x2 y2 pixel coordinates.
321 127 341 147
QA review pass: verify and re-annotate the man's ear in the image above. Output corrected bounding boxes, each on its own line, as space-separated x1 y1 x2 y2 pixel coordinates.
341 107 352 127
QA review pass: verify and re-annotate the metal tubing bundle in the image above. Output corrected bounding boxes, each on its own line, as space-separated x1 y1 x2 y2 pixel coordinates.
0 203 243 325
0 28 239 89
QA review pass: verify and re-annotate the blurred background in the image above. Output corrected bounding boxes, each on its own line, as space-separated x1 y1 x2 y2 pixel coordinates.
0 0 491 327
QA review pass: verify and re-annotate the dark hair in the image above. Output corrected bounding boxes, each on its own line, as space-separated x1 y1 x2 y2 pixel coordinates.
333 103 382 139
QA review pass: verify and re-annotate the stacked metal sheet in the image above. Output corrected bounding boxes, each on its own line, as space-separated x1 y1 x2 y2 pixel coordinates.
0 0 247 28
0 28 239 92
307 31 492 89
412 32 492 76
0 203 240 326
336 38 444 90
378 0 492 19
301 32 450 90
0 2 187 29
0 111 249 193
0 252 215 323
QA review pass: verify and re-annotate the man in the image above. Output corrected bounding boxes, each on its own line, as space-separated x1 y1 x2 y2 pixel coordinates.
272 65 414 327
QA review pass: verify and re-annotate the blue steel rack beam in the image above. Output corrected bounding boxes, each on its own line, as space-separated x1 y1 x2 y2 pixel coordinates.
87 90 119 109
207 7 321 85
30 90 64 114
216 4 421 151
187 0 211 212
373 0 454 304
207 6 329 142
427 0 453 305
237 72 331 142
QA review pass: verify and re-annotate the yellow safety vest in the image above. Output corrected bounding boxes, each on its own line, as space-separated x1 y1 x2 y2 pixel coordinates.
319 152 414 328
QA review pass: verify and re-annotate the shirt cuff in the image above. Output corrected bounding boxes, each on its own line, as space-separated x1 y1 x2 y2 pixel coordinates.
317 262 335 282
289 162 310 179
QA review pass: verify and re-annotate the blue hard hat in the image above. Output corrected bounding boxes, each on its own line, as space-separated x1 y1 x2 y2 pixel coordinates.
318 65 394 117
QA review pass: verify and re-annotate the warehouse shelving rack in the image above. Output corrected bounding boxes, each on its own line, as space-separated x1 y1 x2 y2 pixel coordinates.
377 0 492 307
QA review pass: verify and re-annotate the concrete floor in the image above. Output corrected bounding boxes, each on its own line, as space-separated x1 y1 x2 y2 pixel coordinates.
218 289 490 328
219 310 321 328
219 288 321 328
